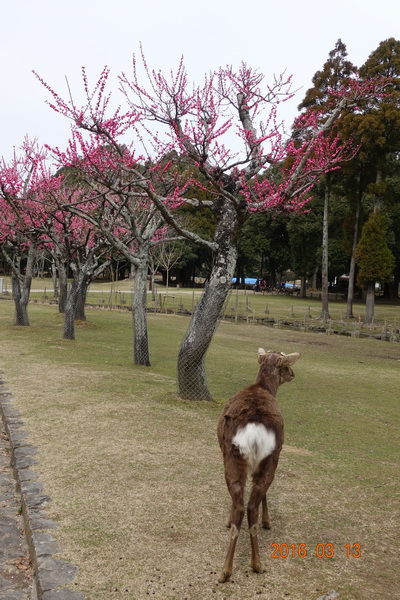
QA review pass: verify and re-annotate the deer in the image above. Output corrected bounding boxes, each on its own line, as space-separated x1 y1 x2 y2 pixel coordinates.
217 348 300 583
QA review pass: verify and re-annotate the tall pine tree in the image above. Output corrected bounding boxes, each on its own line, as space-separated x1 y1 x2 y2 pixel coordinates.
297 39 357 319
340 38 400 318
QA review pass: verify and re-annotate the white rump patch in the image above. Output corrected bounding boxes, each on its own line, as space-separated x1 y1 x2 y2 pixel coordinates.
232 423 276 474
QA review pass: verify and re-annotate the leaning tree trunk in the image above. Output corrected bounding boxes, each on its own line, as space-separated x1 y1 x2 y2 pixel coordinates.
177 201 239 401
320 182 330 321
364 281 375 325
131 258 151 366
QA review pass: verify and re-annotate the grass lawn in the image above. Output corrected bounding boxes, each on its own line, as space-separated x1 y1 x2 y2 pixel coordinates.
0 298 399 600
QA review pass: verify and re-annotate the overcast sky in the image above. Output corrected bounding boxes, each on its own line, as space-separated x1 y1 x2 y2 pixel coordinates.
0 0 397 162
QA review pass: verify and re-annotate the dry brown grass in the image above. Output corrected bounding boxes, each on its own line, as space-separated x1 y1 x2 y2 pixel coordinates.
0 301 399 600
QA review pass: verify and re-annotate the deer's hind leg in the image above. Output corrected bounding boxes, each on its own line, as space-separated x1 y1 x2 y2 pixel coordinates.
261 494 271 529
247 456 277 574
219 455 247 583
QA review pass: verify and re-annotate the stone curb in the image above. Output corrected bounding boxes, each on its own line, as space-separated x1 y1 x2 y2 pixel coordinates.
0 370 85 600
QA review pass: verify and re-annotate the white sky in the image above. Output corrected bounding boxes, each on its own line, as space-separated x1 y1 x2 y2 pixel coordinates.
0 0 397 162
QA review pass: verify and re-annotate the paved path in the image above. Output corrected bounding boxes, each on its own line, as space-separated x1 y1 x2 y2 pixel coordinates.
0 419 34 600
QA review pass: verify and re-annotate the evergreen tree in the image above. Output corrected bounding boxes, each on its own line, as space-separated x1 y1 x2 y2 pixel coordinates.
355 211 395 324
298 39 357 111
348 38 400 211
338 38 400 316
297 39 357 319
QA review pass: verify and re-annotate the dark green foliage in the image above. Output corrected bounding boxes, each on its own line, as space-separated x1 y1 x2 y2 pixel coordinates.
173 203 215 284
342 38 400 163
237 213 290 281
287 206 321 279
298 38 357 111
359 37 400 80
355 211 395 286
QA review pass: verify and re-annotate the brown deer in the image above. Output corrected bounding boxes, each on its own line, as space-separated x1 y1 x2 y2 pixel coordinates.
217 348 300 582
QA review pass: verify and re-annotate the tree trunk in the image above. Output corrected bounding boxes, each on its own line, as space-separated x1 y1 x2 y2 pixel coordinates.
320 183 330 321
393 269 400 300
300 274 307 298
364 281 375 325
63 278 79 340
12 274 30 326
131 259 151 366
75 279 89 321
361 167 384 324
11 245 36 326
346 195 361 319
58 261 68 313
149 256 157 301
311 265 318 290
269 258 277 289
374 167 383 212
177 201 239 401
63 258 109 339
50 260 59 299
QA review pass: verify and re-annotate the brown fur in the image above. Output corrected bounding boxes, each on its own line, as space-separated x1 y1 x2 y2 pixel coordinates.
217 349 300 583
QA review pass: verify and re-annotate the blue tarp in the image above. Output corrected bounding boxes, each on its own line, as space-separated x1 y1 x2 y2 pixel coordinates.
232 278 258 285
232 279 296 288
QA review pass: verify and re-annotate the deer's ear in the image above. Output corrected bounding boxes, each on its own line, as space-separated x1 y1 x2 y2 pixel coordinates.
280 352 300 367
258 347 266 363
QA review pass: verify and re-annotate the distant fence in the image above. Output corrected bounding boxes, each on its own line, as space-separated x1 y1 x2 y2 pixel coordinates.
0 284 399 343
84 287 399 343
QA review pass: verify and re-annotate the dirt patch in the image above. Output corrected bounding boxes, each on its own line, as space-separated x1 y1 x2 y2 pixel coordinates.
283 444 313 456
301 340 331 346
367 353 400 361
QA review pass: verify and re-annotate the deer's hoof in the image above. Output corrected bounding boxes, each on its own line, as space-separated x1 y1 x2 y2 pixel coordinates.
218 570 231 583
252 563 265 574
